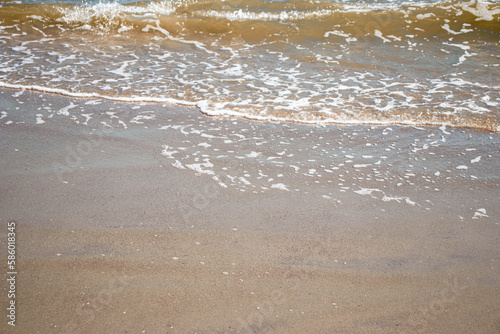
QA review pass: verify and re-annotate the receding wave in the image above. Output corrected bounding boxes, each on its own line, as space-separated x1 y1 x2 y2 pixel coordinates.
0 0 499 132
2 80 498 133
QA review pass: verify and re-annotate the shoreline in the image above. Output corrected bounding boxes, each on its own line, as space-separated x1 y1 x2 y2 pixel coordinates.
1 88 499 333
1 84 498 134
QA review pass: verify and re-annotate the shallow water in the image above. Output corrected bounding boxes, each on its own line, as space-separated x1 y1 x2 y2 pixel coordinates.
1 87 498 224
0 0 499 131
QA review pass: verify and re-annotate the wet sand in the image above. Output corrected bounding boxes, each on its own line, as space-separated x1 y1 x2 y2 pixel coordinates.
1 88 499 333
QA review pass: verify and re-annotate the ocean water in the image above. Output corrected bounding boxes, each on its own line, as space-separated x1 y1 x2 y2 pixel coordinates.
0 0 499 131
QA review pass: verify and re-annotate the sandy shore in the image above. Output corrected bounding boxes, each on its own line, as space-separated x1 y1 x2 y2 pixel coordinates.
1 88 499 333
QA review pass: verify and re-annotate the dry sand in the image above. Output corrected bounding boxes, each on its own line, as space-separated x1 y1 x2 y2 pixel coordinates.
1 88 499 333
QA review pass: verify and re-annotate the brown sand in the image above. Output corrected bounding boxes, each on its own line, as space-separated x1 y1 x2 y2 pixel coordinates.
1 89 499 333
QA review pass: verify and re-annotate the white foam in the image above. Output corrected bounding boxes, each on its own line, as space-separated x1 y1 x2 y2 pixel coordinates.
271 183 290 191
472 208 488 219
196 8 340 22
109 60 135 77
185 160 215 176
459 1 500 21
416 13 435 19
355 188 416 205
374 30 391 43
246 151 261 158
238 177 252 186
142 20 215 55
382 195 416 206
58 1 178 25
441 24 473 35
324 30 349 38
471 156 481 163
57 102 77 116
439 125 451 135
0 82 198 106
161 145 178 159
215 64 244 77
35 114 45 124
324 30 356 42
130 114 155 124
171 160 185 169
354 188 378 196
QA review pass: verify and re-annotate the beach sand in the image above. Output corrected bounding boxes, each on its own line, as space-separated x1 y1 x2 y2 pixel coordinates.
1 88 499 333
